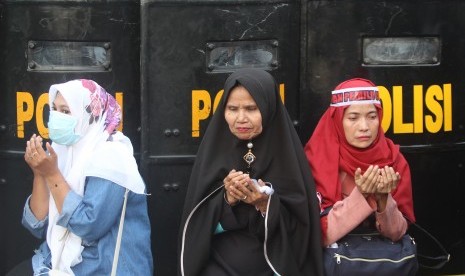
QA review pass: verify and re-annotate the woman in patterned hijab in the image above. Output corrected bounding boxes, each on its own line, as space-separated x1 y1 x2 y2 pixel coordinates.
22 79 153 275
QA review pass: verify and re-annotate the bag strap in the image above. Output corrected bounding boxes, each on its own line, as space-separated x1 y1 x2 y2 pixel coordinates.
319 206 332 217
406 217 450 270
111 188 129 276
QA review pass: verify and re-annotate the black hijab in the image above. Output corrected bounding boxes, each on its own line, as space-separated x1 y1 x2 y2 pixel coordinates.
179 68 323 276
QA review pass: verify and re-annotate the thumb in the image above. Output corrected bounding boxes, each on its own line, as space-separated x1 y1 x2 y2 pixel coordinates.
46 142 57 157
354 168 362 179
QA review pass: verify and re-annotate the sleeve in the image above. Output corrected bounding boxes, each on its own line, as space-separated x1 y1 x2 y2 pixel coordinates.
375 194 407 241
323 187 375 246
218 196 265 237
22 195 49 239
56 176 126 241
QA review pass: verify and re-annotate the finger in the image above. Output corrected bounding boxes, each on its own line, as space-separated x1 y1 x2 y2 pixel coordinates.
25 140 32 155
362 165 373 176
354 168 362 180
393 172 400 189
363 165 375 179
384 166 393 184
377 182 385 192
235 181 251 196
379 167 388 184
230 185 246 200
25 140 37 160
229 190 240 200
224 173 233 184
367 175 380 193
30 134 39 149
46 142 56 158
365 165 379 185
231 171 244 181
35 139 47 156
387 166 396 177
28 134 35 144
31 137 44 158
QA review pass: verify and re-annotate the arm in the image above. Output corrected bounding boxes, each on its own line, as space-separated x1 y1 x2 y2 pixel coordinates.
25 135 70 213
323 187 375 246
24 134 50 220
219 176 268 234
56 176 126 241
22 195 49 239
375 194 407 241
373 166 408 241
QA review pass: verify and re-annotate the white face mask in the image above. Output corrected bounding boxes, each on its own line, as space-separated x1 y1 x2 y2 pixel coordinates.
48 111 81 146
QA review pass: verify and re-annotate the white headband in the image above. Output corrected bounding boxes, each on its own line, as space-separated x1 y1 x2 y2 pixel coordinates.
330 86 380 107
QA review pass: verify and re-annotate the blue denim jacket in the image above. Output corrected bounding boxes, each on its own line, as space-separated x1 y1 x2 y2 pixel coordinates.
22 176 153 275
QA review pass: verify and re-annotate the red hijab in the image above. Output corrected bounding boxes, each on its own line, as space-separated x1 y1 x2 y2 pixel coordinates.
304 78 415 222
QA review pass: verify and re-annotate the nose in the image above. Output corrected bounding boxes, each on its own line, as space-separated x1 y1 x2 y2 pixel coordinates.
359 118 369 131
237 109 247 122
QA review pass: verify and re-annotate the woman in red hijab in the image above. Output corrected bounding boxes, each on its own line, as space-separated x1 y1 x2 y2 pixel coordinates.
304 78 415 247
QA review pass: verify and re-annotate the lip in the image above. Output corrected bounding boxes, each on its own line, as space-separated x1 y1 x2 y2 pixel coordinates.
357 136 371 141
236 127 250 133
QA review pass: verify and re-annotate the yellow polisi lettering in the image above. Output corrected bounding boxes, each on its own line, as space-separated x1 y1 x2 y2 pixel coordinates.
36 93 49 138
380 84 452 134
16 92 34 138
378 86 392 132
443 84 452 131
425 85 444 133
213 90 224 114
192 90 212 137
17 91 126 140
393 86 413 133
191 84 287 137
413 85 424 133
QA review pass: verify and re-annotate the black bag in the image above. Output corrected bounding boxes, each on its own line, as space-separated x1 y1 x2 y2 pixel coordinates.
323 232 418 276
321 205 450 276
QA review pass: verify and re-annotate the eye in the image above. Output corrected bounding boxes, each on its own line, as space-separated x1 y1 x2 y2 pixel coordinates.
227 106 238 111
369 113 378 120
246 106 258 111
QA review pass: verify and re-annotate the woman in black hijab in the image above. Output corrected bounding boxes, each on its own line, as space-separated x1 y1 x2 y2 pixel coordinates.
179 68 323 276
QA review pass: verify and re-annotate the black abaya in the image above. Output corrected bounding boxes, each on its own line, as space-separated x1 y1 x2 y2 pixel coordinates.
179 68 323 276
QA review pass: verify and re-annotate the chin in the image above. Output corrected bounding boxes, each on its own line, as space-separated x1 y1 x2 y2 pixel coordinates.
353 142 373 149
234 133 251 140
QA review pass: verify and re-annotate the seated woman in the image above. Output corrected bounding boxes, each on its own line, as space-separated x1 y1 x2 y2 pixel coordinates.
179 68 323 276
304 78 415 247
22 79 153 275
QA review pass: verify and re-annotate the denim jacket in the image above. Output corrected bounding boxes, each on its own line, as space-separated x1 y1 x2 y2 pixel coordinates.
22 176 153 275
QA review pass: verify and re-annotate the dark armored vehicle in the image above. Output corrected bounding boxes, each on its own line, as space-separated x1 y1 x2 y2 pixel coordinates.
1 0 463 275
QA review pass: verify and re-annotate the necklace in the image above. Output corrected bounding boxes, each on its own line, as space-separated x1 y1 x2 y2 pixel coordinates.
243 141 256 173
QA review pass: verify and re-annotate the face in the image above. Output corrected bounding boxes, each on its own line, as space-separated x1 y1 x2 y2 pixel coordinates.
224 85 263 140
52 92 71 115
342 103 379 148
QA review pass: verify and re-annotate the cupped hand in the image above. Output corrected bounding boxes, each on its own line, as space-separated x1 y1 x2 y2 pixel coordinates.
239 178 269 206
24 134 59 177
223 169 248 205
376 166 400 193
223 170 268 206
354 165 380 195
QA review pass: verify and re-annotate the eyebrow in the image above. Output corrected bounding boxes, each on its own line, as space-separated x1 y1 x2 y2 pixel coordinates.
346 110 377 116
52 102 70 109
